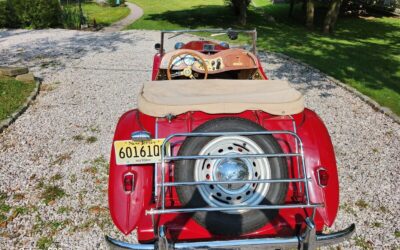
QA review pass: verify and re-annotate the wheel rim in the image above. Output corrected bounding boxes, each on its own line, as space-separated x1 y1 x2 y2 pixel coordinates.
194 136 271 214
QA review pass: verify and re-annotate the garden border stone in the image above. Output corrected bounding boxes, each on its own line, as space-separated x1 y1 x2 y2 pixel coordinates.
268 51 400 125
0 78 41 133
0 66 29 77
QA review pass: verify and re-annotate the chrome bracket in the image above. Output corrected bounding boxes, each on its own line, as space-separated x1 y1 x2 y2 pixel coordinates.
165 114 175 123
156 225 170 250
301 217 317 250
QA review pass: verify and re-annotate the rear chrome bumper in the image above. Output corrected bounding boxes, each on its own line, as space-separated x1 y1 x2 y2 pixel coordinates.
105 223 355 250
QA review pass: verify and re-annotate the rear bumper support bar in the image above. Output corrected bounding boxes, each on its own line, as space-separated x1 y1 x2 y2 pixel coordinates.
105 223 355 250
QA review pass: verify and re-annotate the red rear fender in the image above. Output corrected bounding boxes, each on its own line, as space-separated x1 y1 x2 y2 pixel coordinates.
258 110 339 227
108 110 155 234
299 109 339 226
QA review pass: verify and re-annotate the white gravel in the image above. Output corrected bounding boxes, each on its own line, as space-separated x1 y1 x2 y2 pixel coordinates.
0 29 399 249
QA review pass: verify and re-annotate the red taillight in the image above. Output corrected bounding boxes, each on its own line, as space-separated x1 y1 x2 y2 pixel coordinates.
317 168 329 187
123 173 134 192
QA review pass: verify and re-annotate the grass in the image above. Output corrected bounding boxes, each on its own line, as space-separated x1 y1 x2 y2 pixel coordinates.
72 134 97 143
354 236 373 249
81 2 130 26
355 199 369 209
0 76 36 121
72 134 84 141
50 152 72 166
37 236 53 249
340 202 357 216
0 192 32 228
371 221 382 228
40 185 66 205
0 192 10 224
50 173 63 182
57 206 72 214
127 0 400 116
85 136 97 143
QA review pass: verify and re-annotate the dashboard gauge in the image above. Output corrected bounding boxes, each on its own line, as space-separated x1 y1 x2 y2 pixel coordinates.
171 56 183 67
183 55 195 66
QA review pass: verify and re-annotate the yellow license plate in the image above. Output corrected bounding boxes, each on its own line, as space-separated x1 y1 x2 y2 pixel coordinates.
114 139 168 165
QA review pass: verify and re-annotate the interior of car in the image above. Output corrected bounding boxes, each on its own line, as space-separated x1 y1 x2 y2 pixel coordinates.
155 40 266 80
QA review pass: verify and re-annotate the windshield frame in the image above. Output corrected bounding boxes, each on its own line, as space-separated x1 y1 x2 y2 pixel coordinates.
159 29 257 56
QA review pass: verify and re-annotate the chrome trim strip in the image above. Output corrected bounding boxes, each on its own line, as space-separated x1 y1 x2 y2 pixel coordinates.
289 115 303 195
174 237 299 250
123 172 135 193
315 223 356 246
105 224 355 250
105 235 154 249
162 130 300 138
302 217 316 249
146 203 322 215
162 178 310 187
316 167 328 188
131 131 151 141
153 118 159 202
166 152 301 161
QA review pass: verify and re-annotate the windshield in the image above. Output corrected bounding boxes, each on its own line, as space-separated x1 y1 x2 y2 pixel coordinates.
160 29 257 55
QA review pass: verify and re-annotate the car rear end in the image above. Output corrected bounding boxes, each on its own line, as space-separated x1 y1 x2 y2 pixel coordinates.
107 111 354 249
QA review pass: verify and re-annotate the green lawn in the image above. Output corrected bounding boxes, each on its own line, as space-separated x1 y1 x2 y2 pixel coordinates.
0 76 36 121
127 0 400 116
82 3 130 26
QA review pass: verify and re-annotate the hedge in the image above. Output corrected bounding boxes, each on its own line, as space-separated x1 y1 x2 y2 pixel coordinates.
0 0 63 28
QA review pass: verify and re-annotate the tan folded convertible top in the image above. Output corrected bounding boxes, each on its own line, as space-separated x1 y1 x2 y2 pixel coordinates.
138 80 304 117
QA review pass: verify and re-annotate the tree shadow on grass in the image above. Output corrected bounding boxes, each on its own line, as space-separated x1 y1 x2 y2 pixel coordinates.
145 4 399 113
256 20 399 111
143 5 244 29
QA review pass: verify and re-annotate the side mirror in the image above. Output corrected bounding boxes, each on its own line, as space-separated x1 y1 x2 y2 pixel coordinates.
154 43 161 50
227 31 238 40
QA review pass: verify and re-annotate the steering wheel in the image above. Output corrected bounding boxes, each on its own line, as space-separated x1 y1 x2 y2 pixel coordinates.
167 51 208 80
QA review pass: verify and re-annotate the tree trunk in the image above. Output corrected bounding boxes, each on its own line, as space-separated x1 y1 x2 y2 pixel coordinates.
78 0 83 29
302 0 306 12
306 0 314 29
330 0 342 31
238 0 247 25
323 0 342 33
289 0 295 17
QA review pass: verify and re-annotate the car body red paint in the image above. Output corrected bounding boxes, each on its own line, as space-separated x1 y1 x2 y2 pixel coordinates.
108 30 351 248
109 110 339 241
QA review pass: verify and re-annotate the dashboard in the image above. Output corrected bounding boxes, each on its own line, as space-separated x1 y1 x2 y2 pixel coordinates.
160 48 258 74
196 57 224 71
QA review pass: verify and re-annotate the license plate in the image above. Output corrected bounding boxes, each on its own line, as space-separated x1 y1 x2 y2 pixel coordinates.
114 139 169 165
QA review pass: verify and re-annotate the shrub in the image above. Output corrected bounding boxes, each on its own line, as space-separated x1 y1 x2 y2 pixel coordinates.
0 2 6 28
62 5 86 29
0 1 20 28
3 0 63 29
31 0 63 28
107 0 125 7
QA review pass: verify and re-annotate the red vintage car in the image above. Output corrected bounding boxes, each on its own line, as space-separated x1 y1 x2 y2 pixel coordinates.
105 29 355 249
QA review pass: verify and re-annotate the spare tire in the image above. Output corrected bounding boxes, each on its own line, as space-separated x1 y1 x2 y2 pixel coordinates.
174 117 288 236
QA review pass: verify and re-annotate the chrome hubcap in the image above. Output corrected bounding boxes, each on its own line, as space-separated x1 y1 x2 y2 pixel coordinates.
194 136 271 214
215 158 249 192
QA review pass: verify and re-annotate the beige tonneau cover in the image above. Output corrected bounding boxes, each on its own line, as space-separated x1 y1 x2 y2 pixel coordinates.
138 80 304 117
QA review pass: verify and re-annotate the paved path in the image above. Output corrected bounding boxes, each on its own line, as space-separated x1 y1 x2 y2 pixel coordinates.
101 2 143 32
0 29 399 249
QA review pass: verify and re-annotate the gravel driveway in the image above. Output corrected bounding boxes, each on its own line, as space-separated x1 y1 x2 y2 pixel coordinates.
0 29 399 249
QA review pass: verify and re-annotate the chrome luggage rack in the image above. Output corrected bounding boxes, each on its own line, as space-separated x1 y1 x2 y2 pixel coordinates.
106 121 356 250
147 122 323 216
